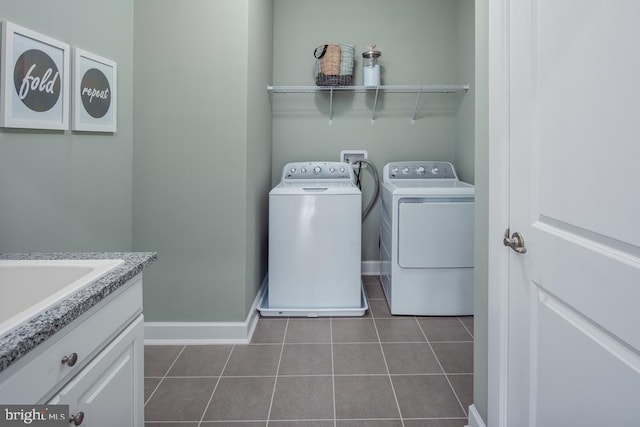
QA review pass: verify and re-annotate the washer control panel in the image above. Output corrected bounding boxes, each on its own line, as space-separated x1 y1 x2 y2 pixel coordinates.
386 161 457 180
282 161 353 181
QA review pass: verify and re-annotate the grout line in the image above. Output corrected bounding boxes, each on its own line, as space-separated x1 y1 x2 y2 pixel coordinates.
415 318 469 417
330 317 337 427
265 317 289 426
371 316 406 427
144 345 186 407
196 344 235 427
458 316 474 339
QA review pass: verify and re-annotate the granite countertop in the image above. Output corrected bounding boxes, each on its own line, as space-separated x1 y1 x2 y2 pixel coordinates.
0 252 157 374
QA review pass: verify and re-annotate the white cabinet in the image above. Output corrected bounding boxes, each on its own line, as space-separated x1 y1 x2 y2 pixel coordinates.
48 316 143 427
0 276 144 427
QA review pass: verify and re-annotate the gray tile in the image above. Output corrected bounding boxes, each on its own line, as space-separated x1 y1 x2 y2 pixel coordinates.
144 345 183 377
204 377 275 421
145 423 199 427
362 275 381 285
203 377 274 421
144 377 161 402
270 376 334 420
251 318 288 343
285 318 331 343
417 317 473 342
333 343 387 375
391 375 465 418
337 421 402 427
332 318 378 343
200 423 265 427
403 420 468 427
334 375 400 419
144 421 198 427
144 377 217 422
364 283 385 299
222 344 281 376
374 318 426 343
448 374 473 411
279 344 332 375
431 342 473 373
167 345 232 376
368 299 392 318
382 343 441 374
269 422 333 427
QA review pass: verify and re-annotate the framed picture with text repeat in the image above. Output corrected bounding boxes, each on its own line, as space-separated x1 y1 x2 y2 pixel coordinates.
0 21 70 130
72 48 116 132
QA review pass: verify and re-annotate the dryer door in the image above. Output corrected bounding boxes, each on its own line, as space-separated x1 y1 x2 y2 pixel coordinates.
398 198 474 268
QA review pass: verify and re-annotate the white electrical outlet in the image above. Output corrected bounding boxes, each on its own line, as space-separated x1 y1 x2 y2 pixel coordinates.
340 150 368 168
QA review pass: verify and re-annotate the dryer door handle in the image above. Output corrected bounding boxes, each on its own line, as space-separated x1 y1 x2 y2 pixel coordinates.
302 187 328 192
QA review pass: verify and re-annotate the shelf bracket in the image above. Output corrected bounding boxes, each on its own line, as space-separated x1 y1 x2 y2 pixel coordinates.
411 88 423 124
329 87 333 125
371 86 380 124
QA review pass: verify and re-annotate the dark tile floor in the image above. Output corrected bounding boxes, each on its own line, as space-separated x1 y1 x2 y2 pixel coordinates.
144 276 474 426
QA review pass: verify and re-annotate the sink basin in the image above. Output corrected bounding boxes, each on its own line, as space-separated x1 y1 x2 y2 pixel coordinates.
0 259 124 336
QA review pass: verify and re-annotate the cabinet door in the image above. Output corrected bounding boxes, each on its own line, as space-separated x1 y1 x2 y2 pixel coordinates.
49 315 144 427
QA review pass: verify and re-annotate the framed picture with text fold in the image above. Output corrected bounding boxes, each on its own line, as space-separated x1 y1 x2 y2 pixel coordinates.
0 21 70 130
72 48 116 132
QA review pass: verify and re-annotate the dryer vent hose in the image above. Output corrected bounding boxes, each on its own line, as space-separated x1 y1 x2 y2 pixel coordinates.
352 159 380 222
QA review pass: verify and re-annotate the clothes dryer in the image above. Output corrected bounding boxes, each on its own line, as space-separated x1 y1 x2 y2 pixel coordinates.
380 161 474 315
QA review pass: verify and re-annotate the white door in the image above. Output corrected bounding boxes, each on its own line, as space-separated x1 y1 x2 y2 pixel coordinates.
506 1 640 425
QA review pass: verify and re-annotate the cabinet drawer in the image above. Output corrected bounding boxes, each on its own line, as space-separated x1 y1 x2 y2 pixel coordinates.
0 277 142 403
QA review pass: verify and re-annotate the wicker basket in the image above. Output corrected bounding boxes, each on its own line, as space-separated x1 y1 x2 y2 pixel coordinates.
314 44 355 86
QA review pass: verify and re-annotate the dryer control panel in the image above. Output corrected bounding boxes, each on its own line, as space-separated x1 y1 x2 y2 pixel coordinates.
385 161 457 180
282 161 353 181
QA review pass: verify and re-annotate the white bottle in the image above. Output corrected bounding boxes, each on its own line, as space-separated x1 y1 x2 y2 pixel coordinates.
362 44 381 87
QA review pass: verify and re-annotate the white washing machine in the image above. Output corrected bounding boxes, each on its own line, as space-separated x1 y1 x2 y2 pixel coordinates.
260 161 366 317
380 161 474 315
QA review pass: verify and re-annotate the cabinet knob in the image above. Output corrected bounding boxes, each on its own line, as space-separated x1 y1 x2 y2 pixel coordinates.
69 411 84 425
61 352 78 367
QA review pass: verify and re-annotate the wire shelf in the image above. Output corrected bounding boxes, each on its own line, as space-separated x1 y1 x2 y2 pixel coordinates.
267 84 469 124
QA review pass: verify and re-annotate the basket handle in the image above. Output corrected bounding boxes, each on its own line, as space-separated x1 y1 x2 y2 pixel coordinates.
314 45 328 59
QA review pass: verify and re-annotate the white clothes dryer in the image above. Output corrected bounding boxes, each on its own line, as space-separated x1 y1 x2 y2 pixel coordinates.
260 161 367 317
380 161 474 315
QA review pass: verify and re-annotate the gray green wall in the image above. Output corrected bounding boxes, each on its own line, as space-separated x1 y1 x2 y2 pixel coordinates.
272 0 475 261
133 0 273 322
0 0 134 252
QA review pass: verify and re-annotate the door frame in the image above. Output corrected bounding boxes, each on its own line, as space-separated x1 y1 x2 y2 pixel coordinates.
486 0 511 425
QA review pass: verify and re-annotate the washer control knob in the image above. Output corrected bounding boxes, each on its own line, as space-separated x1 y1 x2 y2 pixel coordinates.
402 167 410 174
289 167 297 174
431 167 439 175
313 166 322 175
329 167 336 173
392 167 400 174
339 167 346 173
416 166 426 174
300 167 307 173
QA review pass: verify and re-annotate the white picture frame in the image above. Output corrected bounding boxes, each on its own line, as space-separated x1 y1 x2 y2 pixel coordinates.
72 48 116 132
0 21 70 130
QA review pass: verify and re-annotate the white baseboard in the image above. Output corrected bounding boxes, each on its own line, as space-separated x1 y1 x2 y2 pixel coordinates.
144 276 266 345
361 260 381 275
466 404 487 427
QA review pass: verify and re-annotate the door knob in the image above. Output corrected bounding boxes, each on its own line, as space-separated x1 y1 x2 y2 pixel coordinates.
503 229 527 254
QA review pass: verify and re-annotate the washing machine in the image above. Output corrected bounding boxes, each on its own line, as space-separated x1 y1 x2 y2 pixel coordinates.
260 161 367 317
380 161 474 315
